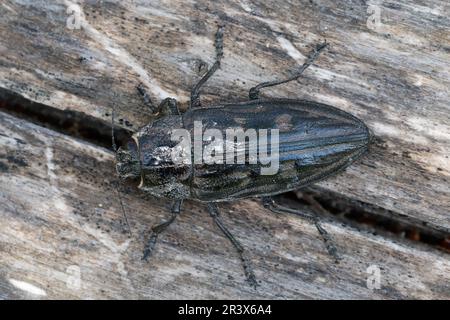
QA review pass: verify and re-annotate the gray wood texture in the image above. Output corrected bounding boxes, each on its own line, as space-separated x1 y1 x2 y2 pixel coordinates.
1 111 449 299
0 0 449 299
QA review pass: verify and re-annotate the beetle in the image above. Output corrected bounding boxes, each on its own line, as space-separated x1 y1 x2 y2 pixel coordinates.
113 26 371 288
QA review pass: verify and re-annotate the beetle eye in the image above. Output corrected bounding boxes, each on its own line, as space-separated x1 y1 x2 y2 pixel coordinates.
147 158 160 166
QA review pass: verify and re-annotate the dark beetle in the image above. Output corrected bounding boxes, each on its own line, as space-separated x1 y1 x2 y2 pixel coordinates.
114 26 371 288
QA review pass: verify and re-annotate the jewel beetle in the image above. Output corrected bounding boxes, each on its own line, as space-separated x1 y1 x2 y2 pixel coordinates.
113 26 371 288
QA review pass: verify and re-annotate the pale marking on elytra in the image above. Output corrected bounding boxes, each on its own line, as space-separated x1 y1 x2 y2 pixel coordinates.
275 114 293 132
234 117 247 125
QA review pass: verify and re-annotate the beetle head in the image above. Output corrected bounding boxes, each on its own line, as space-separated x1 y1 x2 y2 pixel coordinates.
116 138 141 180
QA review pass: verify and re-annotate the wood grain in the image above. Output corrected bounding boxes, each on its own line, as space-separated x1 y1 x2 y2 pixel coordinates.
1 0 449 233
1 111 449 299
0 0 449 299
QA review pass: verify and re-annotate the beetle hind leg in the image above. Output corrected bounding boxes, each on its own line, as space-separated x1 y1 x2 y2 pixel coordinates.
142 200 183 261
190 25 224 109
249 41 328 100
262 197 341 262
207 203 258 289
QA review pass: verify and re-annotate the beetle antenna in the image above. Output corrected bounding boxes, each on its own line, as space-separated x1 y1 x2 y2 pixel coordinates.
115 181 133 236
111 97 117 152
111 96 132 236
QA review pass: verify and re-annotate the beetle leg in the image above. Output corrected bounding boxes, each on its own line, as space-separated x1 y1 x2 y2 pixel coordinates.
262 197 341 262
249 42 328 100
137 83 179 117
190 25 224 109
206 203 258 289
142 200 183 261
137 83 158 113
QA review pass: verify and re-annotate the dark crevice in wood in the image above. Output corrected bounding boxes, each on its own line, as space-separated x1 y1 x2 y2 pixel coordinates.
0 87 131 150
278 189 450 254
1 87 448 255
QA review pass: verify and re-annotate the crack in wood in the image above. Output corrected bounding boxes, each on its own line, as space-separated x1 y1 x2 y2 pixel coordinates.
1 87 448 254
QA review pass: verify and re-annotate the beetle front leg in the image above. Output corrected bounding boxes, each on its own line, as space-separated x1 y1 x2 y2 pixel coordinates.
206 203 258 289
262 197 341 262
190 25 224 109
142 200 183 261
249 42 328 100
137 84 180 116
137 83 158 113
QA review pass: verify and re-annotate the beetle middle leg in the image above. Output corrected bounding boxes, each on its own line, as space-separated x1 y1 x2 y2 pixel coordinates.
190 25 224 109
262 197 341 262
207 203 258 289
142 200 183 260
249 42 328 100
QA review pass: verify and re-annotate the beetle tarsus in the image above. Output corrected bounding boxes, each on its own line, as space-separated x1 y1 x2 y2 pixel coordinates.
207 202 258 289
142 200 182 261
142 234 158 261
249 41 329 100
262 197 341 262
314 220 341 263
190 25 224 109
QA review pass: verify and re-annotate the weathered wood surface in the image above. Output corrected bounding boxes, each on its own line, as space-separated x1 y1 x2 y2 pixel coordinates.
0 0 449 299
1 111 449 299
1 0 449 233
